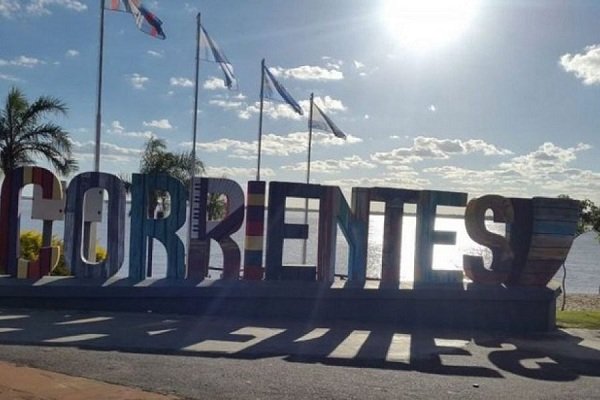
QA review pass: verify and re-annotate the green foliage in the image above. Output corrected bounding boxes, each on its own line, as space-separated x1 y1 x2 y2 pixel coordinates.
0 87 78 176
19 230 106 276
558 195 600 235
207 193 226 221
556 310 600 329
138 137 226 220
140 137 203 185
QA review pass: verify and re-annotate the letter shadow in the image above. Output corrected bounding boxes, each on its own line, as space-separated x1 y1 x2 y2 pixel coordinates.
0 308 598 381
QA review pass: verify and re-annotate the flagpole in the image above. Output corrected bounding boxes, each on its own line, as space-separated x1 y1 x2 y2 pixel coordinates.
187 12 202 276
256 58 266 181
301 93 314 264
94 0 105 172
84 0 105 262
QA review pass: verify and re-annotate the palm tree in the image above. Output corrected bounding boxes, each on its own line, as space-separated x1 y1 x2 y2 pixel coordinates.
0 87 78 176
139 136 205 216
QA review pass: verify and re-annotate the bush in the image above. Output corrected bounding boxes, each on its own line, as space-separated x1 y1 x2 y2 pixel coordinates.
19 230 107 276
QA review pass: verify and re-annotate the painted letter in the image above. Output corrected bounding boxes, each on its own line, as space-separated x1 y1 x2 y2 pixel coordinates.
463 195 514 284
64 172 126 278
265 182 321 281
129 173 186 280
414 190 467 284
0 167 63 278
187 177 245 280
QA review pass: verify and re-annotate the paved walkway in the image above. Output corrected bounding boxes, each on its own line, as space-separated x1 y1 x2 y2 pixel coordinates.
0 360 177 400
0 308 599 399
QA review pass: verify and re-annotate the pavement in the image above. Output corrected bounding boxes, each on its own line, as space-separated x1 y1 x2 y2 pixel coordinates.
0 308 599 399
0 360 177 399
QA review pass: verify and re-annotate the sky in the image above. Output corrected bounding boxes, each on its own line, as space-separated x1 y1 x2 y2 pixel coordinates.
3 0 600 204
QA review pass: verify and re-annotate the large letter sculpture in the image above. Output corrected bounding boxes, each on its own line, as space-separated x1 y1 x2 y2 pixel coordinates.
187 177 245 280
0 167 62 278
463 195 514 284
64 172 126 279
317 186 368 283
367 188 420 286
415 190 468 284
243 181 266 280
129 173 186 280
265 182 321 281
463 196 580 287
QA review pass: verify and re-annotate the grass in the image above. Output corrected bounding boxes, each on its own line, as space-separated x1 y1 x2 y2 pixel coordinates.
556 310 600 329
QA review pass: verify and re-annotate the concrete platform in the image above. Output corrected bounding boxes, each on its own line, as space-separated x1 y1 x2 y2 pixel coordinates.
0 277 558 332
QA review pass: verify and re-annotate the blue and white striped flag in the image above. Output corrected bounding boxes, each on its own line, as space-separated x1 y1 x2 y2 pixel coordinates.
310 102 346 139
199 26 237 90
104 0 165 40
263 65 303 115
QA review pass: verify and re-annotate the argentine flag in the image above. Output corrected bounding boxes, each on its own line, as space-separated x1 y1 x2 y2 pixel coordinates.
310 102 346 139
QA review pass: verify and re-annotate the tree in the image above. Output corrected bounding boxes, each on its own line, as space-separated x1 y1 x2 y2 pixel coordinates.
0 87 78 176
558 195 600 235
139 136 204 216
557 195 600 310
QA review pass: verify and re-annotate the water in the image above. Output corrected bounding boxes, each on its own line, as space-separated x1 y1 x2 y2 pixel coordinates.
14 199 600 293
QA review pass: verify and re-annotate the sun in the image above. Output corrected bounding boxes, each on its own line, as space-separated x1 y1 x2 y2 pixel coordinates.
381 0 479 51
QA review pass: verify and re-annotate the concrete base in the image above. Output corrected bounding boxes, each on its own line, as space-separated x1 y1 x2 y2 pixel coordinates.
0 277 558 332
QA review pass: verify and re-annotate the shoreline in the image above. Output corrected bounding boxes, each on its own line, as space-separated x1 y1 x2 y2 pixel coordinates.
556 293 600 311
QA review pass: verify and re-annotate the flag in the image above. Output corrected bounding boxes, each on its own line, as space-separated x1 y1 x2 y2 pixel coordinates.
199 26 237 90
310 102 346 139
263 65 303 115
104 0 166 40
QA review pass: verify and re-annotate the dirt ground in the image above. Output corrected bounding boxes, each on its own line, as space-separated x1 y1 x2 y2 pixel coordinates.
557 293 600 311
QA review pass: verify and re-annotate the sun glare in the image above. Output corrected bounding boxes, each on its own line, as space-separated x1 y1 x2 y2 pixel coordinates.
381 0 479 51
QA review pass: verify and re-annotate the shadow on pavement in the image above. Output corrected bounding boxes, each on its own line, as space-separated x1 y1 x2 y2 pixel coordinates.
0 308 598 382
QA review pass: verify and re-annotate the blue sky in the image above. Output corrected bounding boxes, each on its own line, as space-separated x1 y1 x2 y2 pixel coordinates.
3 0 600 203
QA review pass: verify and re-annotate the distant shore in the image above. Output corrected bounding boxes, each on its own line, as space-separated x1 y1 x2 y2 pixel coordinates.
557 293 600 311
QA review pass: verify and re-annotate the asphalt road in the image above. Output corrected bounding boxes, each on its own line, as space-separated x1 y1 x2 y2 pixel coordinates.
0 308 599 399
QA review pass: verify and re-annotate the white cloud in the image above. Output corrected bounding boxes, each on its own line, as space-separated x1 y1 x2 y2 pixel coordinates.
282 155 376 174
25 0 86 15
0 55 44 68
71 140 142 157
1 0 85 17
109 120 125 133
147 50 163 58
204 166 275 180
0 0 20 17
270 65 344 81
181 131 361 159
498 142 590 175
107 120 154 139
0 72 20 81
371 136 513 164
423 142 595 199
237 95 347 120
170 77 193 87
143 119 172 129
323 170 431 193
351 59 377 77
130 73 149 89
203 76 226 90
321 56 343 69
560 45 600 85
238 101 303 120
65 49 79 57
311 95 347 113
209 99 244 110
